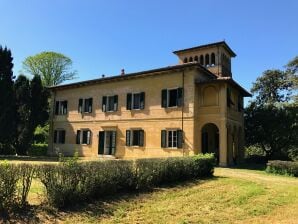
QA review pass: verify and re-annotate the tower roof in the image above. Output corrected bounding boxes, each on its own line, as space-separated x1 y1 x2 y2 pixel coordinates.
173 41 236 57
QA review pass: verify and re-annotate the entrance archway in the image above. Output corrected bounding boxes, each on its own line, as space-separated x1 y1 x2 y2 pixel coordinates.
201 123 219 163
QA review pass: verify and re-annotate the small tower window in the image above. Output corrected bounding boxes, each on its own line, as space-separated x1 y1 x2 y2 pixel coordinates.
205 54 210 66
194 56 198 62
183 57 188 63
189 57 193 62
211 53 215 66
200 55 204 65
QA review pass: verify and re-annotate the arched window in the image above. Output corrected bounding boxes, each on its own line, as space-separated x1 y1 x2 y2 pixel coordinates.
183 57 188 63
200 55 204 65
194 56 198 62
211 53 215 66
205 54 210 66
189 57 193 62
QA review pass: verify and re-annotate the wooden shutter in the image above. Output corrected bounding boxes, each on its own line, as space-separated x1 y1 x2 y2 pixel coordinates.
139 130 144 147
78 99 83 113
161 130 167 148
54 130 57 143
177 88 183 107
63 101 68 114
55 101 59 115
102 96 107 112
98 131 105 154
177 130 183 149
140 92 145 110
61 130 66 144
126 130 131 146
76 130 81 144
126 93 132 110
161 89 167 108
114 95 118 111
87 130 91 144
111 131 117 154
88 98 93 113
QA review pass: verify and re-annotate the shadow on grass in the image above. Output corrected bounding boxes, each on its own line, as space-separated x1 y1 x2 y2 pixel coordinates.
0 176 221 223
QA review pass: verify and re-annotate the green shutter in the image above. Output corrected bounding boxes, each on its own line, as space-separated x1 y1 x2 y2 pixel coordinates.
111 131 116 154
126 130 131 146
139 130 144 146
140 92 145 109
55 101 59 115
161 89 167 108
54 130 57 143
61 130 66 144
161 130 167 148
114 95 118 111
102 96 107 112
98 131 105 155
177 130 183 149
78 99 83 113
89 98 93 113
127 93 132 110
177 88 183 107
76 130 81 144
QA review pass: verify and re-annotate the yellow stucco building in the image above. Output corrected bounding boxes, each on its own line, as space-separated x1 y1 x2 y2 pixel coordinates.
49 41 251 166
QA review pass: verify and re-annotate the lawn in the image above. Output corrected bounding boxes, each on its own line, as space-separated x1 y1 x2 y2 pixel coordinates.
7 166 296 224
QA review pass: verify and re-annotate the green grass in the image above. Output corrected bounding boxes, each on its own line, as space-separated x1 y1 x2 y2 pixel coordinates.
4 166 298 223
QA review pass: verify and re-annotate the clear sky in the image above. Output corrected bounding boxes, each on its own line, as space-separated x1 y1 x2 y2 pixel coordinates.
1 0 298 102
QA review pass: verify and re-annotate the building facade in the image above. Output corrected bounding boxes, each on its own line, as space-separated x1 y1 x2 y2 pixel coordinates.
49 41 251 166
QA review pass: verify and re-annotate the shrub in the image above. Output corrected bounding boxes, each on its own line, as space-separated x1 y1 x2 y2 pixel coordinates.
28 143 48 156
266 160 298 177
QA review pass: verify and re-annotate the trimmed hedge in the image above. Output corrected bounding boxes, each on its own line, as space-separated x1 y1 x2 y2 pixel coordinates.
28 143 48 156
266 160 298 177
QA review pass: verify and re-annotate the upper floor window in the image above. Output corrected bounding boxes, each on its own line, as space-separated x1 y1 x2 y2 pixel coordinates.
161 88 183 108
211 53 216 66
205 54 210 66
55 100 67 115
102 95 118 112
161 129 183 148
126 129 144 147
53 129 65 144
127 92 145 110
76 129 92 145
78 98 93 113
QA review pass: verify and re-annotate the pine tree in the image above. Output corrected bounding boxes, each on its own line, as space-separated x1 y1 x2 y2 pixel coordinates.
0 46 16 153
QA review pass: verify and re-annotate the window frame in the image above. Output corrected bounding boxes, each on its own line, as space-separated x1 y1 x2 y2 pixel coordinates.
167 130 178 148
126 129 144 147
55 100 68 115
103 95 118 112
161 129 183 149
132 92 141 110
161 87 183 108
53 129 66 144
167 88 179 108
76 129 92 145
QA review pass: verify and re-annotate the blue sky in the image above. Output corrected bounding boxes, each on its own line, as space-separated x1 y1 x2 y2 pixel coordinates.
1 0 297 101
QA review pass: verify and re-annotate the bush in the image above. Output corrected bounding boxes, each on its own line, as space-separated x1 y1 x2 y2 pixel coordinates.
0 162 35 212
28 143 48 156
266 160 298 177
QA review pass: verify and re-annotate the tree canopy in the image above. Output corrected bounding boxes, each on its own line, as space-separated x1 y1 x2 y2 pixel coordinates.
23 51 77 86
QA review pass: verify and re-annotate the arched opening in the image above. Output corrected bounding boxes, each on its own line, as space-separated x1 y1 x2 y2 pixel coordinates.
201 123 219 163
194 55 198 62
200 55 204 65
189 57 193 62
211 53 215 65
205 54 210 66
183 57 188 63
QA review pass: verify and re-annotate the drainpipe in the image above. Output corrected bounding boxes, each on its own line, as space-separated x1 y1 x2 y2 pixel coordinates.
182 70 185 156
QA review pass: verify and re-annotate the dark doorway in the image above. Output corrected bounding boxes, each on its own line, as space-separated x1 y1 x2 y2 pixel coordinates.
98 131 116 155
201 123 219 163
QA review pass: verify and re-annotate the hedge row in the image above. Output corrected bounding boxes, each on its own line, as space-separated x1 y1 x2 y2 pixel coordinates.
266 160 298 177
0 154 215 210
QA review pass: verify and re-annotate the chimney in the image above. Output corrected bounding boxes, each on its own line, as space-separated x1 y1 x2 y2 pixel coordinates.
121 69 125 76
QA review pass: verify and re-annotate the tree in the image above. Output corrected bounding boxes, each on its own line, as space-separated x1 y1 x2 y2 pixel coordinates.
286 56 298 104
0 46 16 153
23 51 77 86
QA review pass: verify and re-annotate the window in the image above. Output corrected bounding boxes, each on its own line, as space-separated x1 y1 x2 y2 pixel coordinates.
161 88 183 108
126 129 144 147
205 54 210 66
211 53 216 66
53 130 65 144
227 88 234 107
161 129 183 148
55 101 68 115
76 129 92 144
98 131 116 155
102 95 118 112
127 92 145 110
183 57 188 63
78 98 93 113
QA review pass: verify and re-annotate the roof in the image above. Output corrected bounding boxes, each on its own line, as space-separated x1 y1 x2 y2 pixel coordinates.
196 77 252 97
48 62 217 90
173 41 237 57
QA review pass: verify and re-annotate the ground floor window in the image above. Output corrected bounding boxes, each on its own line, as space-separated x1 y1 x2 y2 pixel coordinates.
53 130 65 144
161 129 183 148
98 131 116 155
76 129 92 145
126 129 144 147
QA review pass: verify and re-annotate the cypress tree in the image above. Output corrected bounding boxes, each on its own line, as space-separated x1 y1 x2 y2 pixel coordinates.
0 46 16 154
